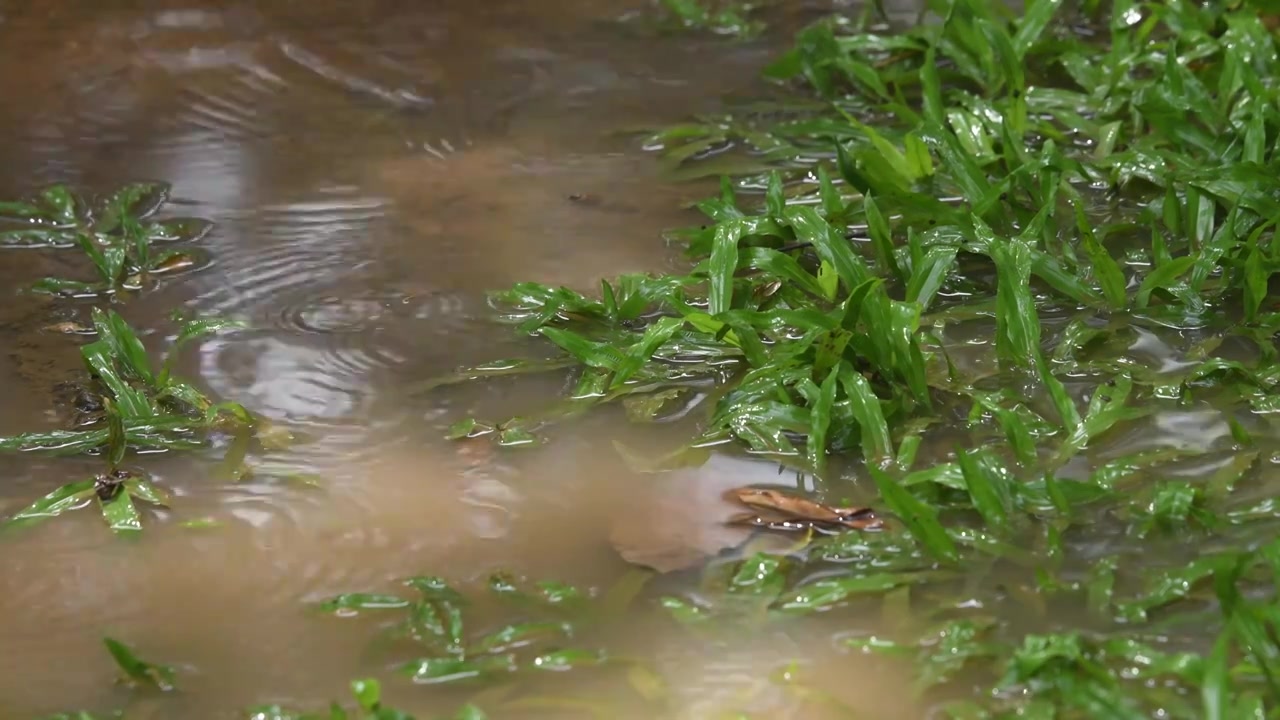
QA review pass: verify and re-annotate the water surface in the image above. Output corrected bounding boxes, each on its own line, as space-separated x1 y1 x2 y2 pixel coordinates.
0 1 923 718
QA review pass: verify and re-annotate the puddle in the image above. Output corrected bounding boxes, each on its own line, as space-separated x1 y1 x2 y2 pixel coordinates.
0 1 926 718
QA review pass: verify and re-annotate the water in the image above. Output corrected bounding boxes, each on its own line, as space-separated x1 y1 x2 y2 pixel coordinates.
0 1 925 718
2 1 1251 717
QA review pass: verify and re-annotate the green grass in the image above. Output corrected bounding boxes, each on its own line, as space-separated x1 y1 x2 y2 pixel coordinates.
0 309 266 534
0 181 286 534
414 0 1280 714
0 181 210 296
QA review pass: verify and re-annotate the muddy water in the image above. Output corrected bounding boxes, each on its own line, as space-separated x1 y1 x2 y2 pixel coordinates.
0 1 922 718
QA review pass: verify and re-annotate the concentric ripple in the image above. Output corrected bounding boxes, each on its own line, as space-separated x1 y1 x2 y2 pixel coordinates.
184 190 492 464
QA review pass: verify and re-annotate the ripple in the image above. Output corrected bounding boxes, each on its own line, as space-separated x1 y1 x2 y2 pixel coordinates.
275 39 436 110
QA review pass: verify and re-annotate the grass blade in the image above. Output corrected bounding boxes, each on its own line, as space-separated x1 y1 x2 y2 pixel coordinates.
81 341 154 419
1011 0 1064 58
539 328 625 372
957 448 1014 533
863 192 902 282
103 637 175 691
1075 202 1126 309
90 308 154 383
870 466 959 564
4 479 96 528
838 361 893 466
786 206 870 290
991 234 1040 371
708 219 742 315
808 365 840 473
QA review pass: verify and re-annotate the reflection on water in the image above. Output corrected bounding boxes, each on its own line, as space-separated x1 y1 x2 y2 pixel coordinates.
0 1 921 718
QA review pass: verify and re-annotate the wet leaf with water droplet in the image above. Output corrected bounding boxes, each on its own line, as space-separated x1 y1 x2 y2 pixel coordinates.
98 488 142 535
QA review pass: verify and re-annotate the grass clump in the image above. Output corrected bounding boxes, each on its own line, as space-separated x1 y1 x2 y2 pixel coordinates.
0 179 279 533
0 181 209 296
0 308 262 534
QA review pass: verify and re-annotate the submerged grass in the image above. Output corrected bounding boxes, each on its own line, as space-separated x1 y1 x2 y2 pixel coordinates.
417 0 1280 714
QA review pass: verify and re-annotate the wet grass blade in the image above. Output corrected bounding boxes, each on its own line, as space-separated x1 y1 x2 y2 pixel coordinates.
775 571 949 612
1011 0 1063 58
539 328 626 372
1075 203 1127 309
411 358 579 394
105 398 126 468
159 316 245 385
708 219 742 315
124 478 169 507
958 448 1014 533
1201 631 1231 720
0 429 107 454
991 234 1040 370
906 245 958 311
4 479 96 529
39 184 82 225
318 593 411 613
870 466 959 564
807 365 840 473
473 621 569 654
103 637 176 691
838 361 893 466
75 232 125 288
95 308 154 383
863 192 902 282
786 206 869 289
738 247 828 299
81 342 154 419
816 165 844 217
612 317 685 387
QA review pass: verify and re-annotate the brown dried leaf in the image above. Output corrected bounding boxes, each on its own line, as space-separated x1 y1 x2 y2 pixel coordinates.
726 487 884 531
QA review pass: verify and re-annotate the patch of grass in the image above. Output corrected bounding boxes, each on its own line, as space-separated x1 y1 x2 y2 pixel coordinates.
0 181 210 297
0 307 281 533
419 0 1280 713
313 574 604 685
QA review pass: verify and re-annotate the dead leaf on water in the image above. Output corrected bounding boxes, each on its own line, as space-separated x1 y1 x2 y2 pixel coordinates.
727 487 884 532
